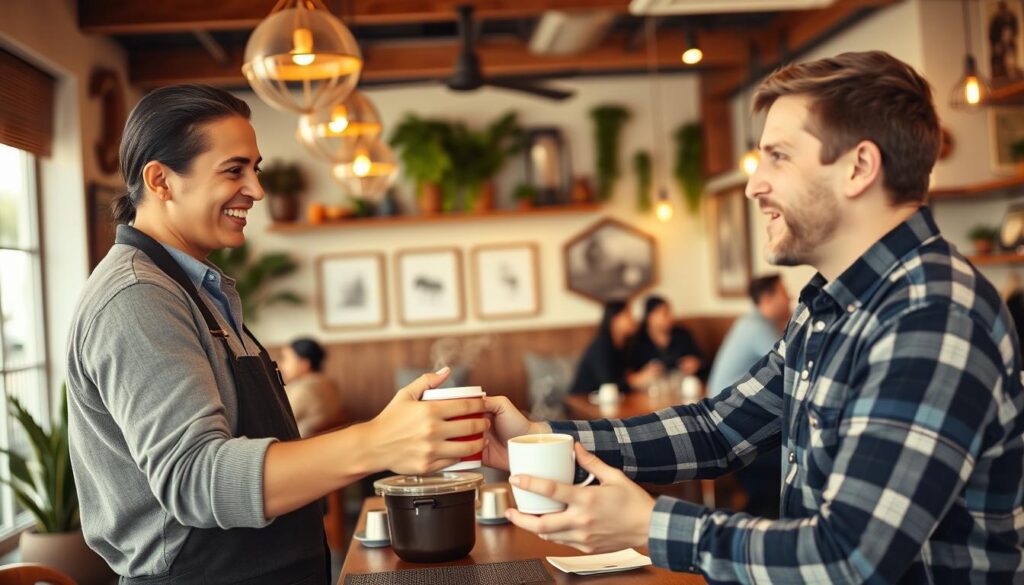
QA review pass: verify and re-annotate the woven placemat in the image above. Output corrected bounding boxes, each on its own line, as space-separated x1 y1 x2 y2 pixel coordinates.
343 559 553 585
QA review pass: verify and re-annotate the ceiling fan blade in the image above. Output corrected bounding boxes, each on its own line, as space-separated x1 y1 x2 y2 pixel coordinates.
484 78 575 101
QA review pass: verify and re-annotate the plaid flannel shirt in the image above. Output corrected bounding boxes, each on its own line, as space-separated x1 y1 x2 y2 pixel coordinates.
551 208 1024 584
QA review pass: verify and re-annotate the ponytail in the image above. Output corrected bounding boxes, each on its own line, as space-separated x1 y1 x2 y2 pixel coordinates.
111 192 137 224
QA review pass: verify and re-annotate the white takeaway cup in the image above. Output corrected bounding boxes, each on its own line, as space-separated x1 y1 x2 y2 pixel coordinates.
508 433 596 514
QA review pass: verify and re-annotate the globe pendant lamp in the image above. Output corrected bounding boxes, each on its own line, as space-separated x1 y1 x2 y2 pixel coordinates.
243 0 363 114
297 90 383 160
332 137 397 200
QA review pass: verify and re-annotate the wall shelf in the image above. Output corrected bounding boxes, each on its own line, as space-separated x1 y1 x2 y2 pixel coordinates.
265 202 603 234
929 175 1024 201
969 253 1024 266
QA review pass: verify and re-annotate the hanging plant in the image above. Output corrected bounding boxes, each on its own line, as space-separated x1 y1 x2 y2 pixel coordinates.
633 151 652 212
590 105 630 201
674 122 705 214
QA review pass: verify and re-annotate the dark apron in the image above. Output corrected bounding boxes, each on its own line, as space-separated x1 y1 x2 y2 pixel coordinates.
116 225 329 585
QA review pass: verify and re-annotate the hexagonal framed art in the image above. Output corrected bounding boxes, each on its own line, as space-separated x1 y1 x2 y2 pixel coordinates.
562 218 657 304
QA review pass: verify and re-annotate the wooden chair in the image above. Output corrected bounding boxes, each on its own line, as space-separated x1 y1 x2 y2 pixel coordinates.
0 563 77 585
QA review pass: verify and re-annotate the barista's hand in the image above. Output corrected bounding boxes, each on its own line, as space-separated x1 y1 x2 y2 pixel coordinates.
679 356 701 376
506 443 655 554
364 367 488 475
481 396 550 471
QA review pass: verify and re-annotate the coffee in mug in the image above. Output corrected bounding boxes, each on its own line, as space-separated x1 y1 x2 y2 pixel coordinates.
421 386 486 471
508 433 595 514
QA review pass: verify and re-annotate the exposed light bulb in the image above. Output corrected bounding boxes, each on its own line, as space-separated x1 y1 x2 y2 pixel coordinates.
291 28 316 66
965 76 981 105
656 200 674 222
352 151 372 177
682 48 703 65
328 105 349 133
741 149 760 176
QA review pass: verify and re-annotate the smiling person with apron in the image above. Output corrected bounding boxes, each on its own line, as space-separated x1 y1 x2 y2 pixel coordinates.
65 84 488 584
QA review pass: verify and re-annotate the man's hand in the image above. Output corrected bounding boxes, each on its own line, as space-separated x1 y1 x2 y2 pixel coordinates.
481 396 550 471
505 443 655 554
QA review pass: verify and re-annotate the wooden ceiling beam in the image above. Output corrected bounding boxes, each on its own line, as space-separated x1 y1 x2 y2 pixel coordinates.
128 30 750 89
80 0 632 34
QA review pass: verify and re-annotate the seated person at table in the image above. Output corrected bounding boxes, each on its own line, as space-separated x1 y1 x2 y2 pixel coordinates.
706 274 791 397
569 300 662 395
280 337 343 437
630 295 703 378
482 51 1024 582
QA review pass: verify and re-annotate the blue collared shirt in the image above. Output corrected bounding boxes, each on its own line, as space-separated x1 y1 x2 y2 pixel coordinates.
160 244 240 337
552 207 1024 583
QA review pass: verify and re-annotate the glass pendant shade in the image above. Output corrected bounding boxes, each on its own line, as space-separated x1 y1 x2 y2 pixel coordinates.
297 90 383 161
949 55 991 109
332 137 397 200
243 0 363 114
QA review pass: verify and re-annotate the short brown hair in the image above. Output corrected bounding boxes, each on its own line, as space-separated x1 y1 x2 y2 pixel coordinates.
753 51 939 205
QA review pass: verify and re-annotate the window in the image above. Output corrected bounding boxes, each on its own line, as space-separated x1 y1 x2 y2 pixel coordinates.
0 142 49 538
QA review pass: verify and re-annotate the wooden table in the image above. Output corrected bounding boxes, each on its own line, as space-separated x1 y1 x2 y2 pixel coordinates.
340 496 705 584
563 391 694 421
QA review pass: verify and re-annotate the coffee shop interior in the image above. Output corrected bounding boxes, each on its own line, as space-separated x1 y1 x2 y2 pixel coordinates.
1 0 1022 583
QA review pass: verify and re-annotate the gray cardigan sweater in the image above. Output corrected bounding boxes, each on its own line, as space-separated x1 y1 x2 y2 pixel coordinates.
66 242 275 577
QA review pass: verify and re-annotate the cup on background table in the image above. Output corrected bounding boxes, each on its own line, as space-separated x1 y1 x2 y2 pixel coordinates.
597 382 619 405
508 433 595 514
420 386 486 471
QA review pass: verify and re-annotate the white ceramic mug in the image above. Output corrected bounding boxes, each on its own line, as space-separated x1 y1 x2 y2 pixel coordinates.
508 433 596 514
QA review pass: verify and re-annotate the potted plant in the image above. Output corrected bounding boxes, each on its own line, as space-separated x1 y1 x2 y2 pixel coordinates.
453 112 523 213
3 389 113 584
633 151 652 212
208 243 303 320
968 225 1000 255
389 114 452 215
258 160 307 223
590 105 630 201
514 183 538 211
674 122 705 214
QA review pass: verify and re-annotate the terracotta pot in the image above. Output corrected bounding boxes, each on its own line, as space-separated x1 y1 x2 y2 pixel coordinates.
20 528 114 585
473 182 496 213
974 239 994 255
418 183 442 215
306 202 325 224
267 194 300 223
571 177 593 204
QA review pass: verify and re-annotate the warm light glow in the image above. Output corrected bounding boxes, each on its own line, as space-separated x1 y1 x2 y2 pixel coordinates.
741 149 760 176
965 76 981 105
682 48 703 65
656 200 674 222
352 151 372 177
291 28 316 66
328 105 349 133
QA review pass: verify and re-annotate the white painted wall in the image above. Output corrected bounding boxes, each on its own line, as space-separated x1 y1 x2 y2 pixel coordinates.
240 74 747 346
1 0 138 395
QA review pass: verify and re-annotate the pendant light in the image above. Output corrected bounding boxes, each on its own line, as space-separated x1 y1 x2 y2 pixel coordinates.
243 0 363 114
739 42 761 176
645 18 677 222
297 90 383 160
950 0 991 109
332 136 398 200
681 29 703 65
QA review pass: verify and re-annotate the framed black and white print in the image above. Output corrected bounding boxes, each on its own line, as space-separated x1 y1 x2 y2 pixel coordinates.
395 247 464 326
316 252 387 330
471 243 541 320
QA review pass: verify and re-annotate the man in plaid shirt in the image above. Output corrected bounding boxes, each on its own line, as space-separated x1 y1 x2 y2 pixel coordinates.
483 51 1024 583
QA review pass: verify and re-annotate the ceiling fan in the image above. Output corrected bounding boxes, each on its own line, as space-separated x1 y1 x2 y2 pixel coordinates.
443 5 575 101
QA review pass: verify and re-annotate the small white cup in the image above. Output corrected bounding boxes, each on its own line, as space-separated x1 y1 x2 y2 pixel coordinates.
680 375 701 401
597 382 619 405
508 433 596 514
479 487 510 519
365 509 390 542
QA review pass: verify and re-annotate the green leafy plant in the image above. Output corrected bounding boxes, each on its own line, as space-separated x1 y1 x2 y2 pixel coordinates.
590 105 631 201
0 388 78 533
968 225 1000 242
208 244 303 321
674 123 704 214
258 160 307 198
633 151 652 212
389 114 453 197
514 183 538 202
444 112 523 210
1012 138 1024 162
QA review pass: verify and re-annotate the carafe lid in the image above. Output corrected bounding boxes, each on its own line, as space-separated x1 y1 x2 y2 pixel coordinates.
374 472 484 496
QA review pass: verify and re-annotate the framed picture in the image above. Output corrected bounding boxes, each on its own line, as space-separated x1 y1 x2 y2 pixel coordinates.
471 243 541 320
86 182 124 272
989 108 1024 173
982 0 1024 88
563 218 657 304
708 186 752 298
395 247 464 326
316 252 387 330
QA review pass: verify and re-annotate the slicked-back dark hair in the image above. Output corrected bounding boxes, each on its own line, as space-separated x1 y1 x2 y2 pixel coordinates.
113 84 251 224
